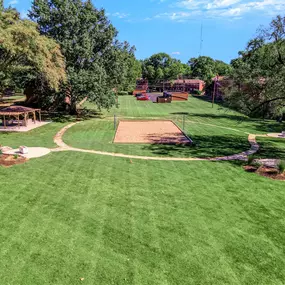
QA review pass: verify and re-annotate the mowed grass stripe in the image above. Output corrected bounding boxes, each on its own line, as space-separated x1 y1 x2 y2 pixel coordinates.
64 119 250 158
0 153 74 284
1 153 285 283
1 95 285 284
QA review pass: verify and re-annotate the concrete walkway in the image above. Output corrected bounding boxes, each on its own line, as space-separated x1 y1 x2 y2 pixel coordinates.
3 147 51 159
51 122 263 162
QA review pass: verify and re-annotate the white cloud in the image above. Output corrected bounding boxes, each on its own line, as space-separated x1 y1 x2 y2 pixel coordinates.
156 0 285 21
112 12 130 19
207 0 241 9
172 51 181 55
8 0 18 5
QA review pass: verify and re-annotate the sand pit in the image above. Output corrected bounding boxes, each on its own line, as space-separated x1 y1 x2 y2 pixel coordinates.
114 120 192 144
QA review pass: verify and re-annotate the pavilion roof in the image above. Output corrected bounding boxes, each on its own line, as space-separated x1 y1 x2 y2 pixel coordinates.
0 106 40 116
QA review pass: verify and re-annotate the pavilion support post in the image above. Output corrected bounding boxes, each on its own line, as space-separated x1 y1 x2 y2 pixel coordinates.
39 110 42 122
3 115 6 129
24 113 27 127
33 112 36 124
17 114 20 129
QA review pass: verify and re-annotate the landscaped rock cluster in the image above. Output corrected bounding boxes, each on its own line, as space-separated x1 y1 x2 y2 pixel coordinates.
0 146 28 167
244 159 285 181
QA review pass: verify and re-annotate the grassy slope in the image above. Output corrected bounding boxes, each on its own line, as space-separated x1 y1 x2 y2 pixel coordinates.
64 119 249 158
85 96 284 134
67 96 285 158
0 96 285 284
1 152 285 285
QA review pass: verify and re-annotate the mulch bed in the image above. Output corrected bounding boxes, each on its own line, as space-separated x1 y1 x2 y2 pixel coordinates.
244 165 285 181
0 154 28 167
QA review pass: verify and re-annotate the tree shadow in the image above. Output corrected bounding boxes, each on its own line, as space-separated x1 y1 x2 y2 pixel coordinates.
187 113 285 133
255 139 285 160
186 112 248 123
170 112 190 116
41 109 103 123
142 134 250 160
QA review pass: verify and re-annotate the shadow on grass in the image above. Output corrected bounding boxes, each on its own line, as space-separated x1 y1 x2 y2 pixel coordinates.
255 139 285 160
187 113 285 133
170 112 190 116
42 109 104 123
192 94 223 103
142 134 250 159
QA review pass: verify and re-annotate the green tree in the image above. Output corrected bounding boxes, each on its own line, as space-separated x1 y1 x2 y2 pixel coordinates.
30 0 135 113
111 42 141 93
188 56 216 83
226 15 285 119
142 53 191 83
0 8 66 94
215 60 232 76
188 56 231 84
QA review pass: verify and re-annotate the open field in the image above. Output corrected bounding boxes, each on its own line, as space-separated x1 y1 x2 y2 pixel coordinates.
76 96 285 158
1 96 285 284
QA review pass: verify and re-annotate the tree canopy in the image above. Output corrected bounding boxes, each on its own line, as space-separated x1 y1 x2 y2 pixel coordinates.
30 0 139 112
225 15 285 118
142 53 191 84
0 8 66 93
141 53 230 85
188 56 232 83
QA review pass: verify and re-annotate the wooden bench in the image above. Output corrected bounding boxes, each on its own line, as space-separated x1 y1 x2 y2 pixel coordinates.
170 92 189 101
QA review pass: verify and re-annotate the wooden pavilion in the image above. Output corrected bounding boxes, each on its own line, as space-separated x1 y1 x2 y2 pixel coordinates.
0 106 41 129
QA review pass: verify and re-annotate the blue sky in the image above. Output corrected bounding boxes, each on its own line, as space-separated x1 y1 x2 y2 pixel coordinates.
4 0 285 63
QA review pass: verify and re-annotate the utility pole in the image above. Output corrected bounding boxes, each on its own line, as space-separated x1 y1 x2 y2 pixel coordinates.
212 75 218 108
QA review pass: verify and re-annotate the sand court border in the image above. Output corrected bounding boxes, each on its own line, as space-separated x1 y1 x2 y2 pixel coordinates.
113 120 192 144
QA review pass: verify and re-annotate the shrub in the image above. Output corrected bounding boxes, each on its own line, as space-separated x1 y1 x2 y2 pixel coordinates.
277 160 285 174
13 154 19 159
247 155 255 165
191 89 202 95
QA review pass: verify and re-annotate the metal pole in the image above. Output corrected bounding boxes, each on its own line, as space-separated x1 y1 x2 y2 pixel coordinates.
212 76 217 108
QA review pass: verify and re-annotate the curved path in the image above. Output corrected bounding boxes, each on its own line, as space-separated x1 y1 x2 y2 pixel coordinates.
51 122 263 162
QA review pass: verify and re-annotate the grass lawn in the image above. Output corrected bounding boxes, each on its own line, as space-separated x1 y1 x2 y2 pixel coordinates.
255 137 285 160
64 119 250 158
70 96 285 158
1 95 25 101
0 122 66 149
1 95 285 284
0 94 26 106
1 153 285 284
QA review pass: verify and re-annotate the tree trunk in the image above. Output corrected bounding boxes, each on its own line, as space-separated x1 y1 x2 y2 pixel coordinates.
69 100 78 115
